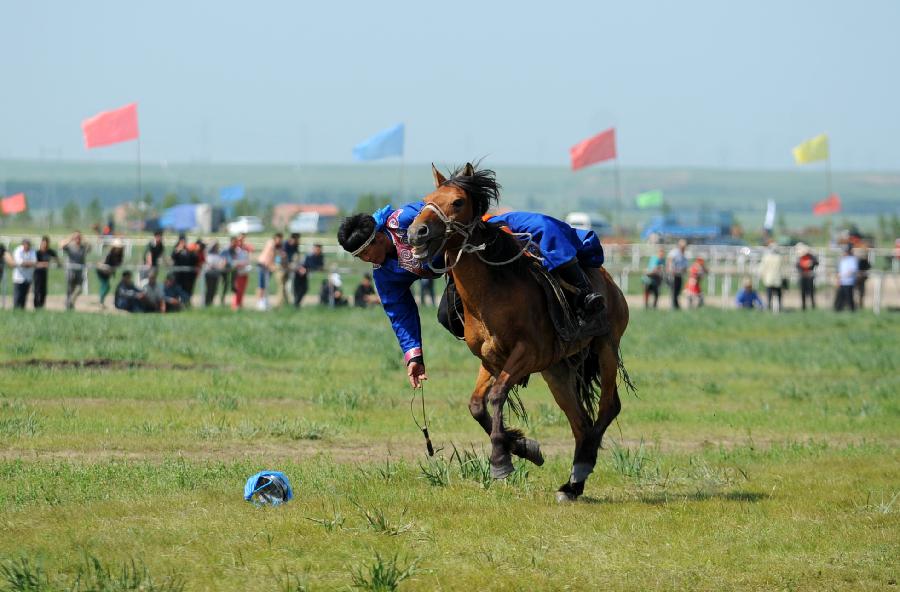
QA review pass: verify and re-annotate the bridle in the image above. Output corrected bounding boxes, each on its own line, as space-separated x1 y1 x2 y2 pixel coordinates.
419 201 541 274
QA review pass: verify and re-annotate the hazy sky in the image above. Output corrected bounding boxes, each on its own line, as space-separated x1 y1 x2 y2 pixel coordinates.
2 0 899 169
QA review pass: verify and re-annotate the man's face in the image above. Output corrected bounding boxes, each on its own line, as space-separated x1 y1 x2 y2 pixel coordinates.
313 245 323 256
22 241 31 252
357 233 388 265
154 234 162 245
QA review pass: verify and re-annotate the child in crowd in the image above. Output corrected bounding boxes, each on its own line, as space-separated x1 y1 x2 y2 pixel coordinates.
685 256 707 308
735 277 764 309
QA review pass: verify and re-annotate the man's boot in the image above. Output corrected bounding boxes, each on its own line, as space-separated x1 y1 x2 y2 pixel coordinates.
554 260 607 336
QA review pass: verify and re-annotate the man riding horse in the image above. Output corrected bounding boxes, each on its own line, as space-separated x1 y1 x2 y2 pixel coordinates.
337 170 608 388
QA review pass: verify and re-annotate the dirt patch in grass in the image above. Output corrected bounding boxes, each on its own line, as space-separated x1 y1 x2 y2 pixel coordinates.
3 358 222 371
3 435 895 465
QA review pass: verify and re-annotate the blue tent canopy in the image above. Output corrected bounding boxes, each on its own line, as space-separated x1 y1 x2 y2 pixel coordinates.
159 204 197 231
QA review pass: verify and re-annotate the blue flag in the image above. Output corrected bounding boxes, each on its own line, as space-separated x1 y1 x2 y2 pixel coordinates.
353 123 404 161
220 185 245 202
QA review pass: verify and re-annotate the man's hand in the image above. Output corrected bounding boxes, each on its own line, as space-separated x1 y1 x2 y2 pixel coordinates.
407 361 428 389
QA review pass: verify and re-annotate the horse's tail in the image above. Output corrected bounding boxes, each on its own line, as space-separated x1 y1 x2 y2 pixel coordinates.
573 340 635 422
574 348 602 421
616 344 636 397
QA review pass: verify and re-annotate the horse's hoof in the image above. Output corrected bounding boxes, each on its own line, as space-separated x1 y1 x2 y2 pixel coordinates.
491 458 515 480
556 491 578 503
522 438 545 466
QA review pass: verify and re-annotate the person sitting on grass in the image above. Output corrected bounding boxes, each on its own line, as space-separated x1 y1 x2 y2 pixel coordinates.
735 277 764 309
354 273 380 308
114 270 148 313
142 271 164 312
162 273 188 313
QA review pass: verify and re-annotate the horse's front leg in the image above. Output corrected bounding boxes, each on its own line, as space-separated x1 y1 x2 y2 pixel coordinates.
487 343 532 479
471 364 545 469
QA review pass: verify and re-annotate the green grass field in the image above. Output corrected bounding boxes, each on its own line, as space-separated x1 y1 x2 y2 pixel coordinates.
0 308 897 590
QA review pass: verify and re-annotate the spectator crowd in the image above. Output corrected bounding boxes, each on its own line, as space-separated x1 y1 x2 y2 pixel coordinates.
0 232 885 314
640 239 877 313
0 231 383 313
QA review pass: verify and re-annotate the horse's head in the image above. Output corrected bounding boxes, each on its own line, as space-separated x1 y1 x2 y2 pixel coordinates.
409 162 500 261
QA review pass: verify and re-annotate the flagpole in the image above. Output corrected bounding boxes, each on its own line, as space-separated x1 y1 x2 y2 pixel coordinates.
613 156 622 228
825 151 833 197
136 137 143 205
399 154 406 202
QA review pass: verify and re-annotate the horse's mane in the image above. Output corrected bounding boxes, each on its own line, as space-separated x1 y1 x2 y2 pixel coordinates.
442 164 532 277
442 163 500 218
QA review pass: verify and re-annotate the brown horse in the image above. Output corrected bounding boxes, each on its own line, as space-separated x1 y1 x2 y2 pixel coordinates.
409 163 630 502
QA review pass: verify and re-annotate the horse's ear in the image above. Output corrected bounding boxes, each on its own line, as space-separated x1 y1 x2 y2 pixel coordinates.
432 163 446 188
463 162 475 177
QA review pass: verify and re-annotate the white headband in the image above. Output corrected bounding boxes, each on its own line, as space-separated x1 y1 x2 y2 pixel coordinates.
350 228 378 257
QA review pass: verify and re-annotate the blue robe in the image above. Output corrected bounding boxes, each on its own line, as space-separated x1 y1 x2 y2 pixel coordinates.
372 202 604 363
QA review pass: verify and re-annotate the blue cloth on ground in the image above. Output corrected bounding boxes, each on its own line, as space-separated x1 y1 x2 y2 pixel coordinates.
244 471 293 505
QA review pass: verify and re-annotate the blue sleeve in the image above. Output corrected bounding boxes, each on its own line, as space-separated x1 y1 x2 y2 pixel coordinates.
395 201 426 230
373 267 424 363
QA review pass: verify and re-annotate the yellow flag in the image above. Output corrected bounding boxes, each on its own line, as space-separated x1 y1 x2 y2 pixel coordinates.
792 133 829 165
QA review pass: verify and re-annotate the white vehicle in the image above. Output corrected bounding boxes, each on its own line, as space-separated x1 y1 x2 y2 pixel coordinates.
226 216 264 235
565 212 611 236
288 212 332 234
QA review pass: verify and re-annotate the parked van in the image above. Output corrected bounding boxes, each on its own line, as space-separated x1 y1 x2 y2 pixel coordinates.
564 212 611 236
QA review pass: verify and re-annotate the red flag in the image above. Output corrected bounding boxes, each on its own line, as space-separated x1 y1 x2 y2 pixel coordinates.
813 193 841 216
1 193 27 215
570 127 617 171
81 103 139 149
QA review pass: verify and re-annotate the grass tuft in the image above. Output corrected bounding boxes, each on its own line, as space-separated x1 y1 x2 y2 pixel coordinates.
353 502 413 536
0 555 184 592
350 552 419 592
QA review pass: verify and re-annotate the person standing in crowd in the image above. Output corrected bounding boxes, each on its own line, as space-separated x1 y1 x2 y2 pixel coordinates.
419 277 436 306
0 242 7 298
220 236 237 305
33 236 59 309
256 233 283 310
666 239 689 309
188 239 206 299
96 238 124 309
685 256 708 308
170 235 197 307
292 243 325 308
643 247 665 309
12 238 37 309
305 243 325 272
230 236 251 310
281 233 300 306
354 273 379 307
735 277 764 309
203 241 227 307
143 230 166 277
758 241 784 312
795 243 819 311
59 231 90 310
835 243 858 312
855 246 871 309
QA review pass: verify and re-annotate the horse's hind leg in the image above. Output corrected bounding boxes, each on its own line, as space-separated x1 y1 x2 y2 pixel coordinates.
541 361 595 502
592 341 623 448
469 365 544 467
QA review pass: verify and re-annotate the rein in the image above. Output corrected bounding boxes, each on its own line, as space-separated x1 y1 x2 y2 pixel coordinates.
421 202 540 273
